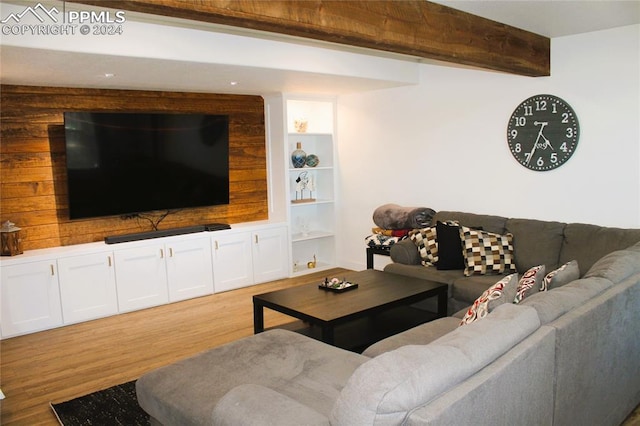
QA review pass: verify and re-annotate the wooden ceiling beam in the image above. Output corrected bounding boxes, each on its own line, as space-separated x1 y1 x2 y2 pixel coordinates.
68 0 550 77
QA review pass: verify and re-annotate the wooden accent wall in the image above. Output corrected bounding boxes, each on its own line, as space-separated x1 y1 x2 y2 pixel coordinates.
0 85 268 251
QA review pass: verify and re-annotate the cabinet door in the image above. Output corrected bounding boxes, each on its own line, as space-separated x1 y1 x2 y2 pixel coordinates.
1 261 63 338
253 227 288 284
58 252 118 324
114 244 169 312
212 232 253 292
166 237 214 302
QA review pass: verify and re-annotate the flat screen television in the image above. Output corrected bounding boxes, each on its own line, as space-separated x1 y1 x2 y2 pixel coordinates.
64 112 230 220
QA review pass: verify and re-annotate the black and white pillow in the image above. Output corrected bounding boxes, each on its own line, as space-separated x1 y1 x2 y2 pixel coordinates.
459 226 517 277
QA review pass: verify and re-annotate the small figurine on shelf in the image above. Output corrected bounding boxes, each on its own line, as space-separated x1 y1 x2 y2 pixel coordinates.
293 171 316 203
307 254 317 269
294 119 308 133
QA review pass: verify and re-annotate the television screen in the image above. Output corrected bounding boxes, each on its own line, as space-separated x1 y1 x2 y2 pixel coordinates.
64 112 230 220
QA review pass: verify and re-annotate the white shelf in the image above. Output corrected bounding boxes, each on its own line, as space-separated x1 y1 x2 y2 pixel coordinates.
290 199 334 206
292 231 334 242
291 262 334 277
289 166 333 172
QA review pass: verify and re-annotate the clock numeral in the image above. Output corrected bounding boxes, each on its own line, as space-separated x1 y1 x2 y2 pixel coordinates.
537 157 545 167
510 129 518 139
523 106 533 116
566 127 575 138
551 103 558 113
513 142 522 153
535 100 547 111
561 112 570 123
514 116 526 126
560 142 568 152
550 153 558 163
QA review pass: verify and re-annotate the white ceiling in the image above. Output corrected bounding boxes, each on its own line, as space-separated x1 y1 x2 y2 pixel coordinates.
433 1 640 38
1 1 638 95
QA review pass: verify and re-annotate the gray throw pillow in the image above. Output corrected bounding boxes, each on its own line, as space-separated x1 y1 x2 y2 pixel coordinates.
541 260 579 291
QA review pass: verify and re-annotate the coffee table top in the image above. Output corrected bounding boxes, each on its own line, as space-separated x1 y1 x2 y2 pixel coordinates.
253 269 446 325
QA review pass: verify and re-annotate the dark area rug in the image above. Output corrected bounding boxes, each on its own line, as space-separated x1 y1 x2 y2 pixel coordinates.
50 380 150 426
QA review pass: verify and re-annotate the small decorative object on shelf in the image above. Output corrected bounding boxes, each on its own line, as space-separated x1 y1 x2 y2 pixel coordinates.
294 119 308 133
292 171 316 203
319 277 358 292
305 154 319 167
296 217 310 237
291 142 307 168
307 254 317 269
1 220 23 256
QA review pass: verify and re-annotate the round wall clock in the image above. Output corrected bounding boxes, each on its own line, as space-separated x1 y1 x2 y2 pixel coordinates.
507 94 579 171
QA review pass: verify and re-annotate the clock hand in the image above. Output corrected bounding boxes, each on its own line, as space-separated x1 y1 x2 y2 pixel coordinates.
539 132 555 151
526 121 548 165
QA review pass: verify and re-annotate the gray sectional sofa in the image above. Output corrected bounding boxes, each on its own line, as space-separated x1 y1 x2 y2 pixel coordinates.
136 211 640 425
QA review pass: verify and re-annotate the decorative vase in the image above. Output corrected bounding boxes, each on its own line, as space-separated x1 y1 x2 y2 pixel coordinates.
305 154 319 167
291 142 307 168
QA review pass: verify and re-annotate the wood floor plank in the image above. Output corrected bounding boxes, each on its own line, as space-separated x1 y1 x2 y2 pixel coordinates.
0 268 348 425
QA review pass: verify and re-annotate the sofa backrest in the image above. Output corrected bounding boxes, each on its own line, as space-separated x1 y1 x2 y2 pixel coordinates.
405 326 556 426
431 211 507 235
504 218 566 272
330 303 540 425
430 211 640 277
559 223 640 275
531 260 640 425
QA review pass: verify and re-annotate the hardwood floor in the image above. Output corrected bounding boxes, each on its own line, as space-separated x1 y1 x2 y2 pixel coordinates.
1 266 638 425
0 268 349 425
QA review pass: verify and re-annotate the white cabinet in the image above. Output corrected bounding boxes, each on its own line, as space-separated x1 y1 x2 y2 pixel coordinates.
114 236 214 312
58 252 118 324
115 243 169 312
0 222 285 337
165 236 214 302
252 226 288 283
0 260 63 338
212 232 253 292
212 226 288 292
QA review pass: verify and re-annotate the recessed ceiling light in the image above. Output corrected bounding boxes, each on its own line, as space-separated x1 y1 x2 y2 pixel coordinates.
103 73 115 78
230 81 238 86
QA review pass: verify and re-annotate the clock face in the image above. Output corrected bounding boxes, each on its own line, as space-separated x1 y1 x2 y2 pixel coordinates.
507 94 579 171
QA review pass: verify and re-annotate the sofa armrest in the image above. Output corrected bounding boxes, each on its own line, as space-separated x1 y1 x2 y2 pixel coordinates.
390 239 421 265
212 383 329 426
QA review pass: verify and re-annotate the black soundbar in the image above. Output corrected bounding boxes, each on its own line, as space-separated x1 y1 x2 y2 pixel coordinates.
105 223 230 244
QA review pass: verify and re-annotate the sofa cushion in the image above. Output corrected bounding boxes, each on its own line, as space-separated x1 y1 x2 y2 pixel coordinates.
362 316 461 357
436 221 465 270
505 218 565 272
451 273 509 303
389 239 422 265
460 226 517 276
330 304 540 425
521 277 613 324
542 260 580 291
213 384 329 426
136 329 367 425
460 274 519 325
409 226 438 266
432 211 507 235
559 223 640 275
584 246 640 284
514 265 544 303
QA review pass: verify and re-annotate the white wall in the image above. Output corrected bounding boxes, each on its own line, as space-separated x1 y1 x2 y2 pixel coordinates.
336 25 640 271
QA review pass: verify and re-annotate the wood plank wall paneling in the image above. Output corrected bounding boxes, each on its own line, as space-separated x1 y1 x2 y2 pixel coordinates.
0 85 268 250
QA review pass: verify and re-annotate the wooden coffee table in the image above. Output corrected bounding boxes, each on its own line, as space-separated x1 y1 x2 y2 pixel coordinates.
253 269 447 351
